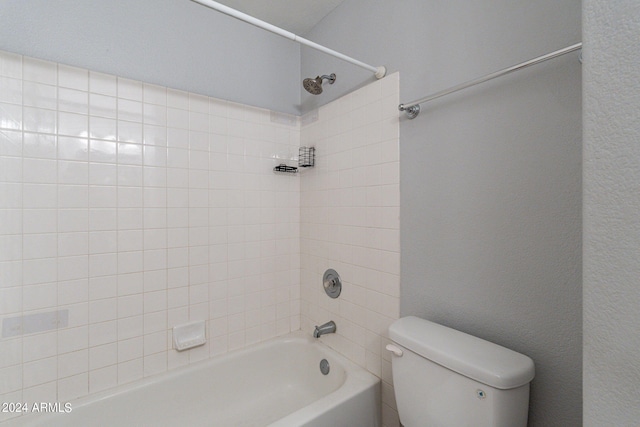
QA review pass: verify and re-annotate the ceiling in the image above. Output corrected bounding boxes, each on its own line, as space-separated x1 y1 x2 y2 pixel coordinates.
214 0 346 35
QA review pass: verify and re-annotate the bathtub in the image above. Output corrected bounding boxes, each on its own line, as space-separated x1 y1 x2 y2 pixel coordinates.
5 332 380 427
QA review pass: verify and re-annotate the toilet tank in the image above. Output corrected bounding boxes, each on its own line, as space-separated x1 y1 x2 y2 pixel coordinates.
388 316 535 427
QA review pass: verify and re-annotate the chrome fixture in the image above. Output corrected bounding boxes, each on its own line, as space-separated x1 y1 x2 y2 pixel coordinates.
303 73 336 95
313 321 337 338
192 0 385 79
323 269 342 298
319 359 330 375
399 42 582 119
298 146 315 168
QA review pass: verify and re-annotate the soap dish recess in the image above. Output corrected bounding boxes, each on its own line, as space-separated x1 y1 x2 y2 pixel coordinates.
173 321 206 351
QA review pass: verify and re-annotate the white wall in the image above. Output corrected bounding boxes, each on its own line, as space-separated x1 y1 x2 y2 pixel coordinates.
583 0 640 424
0 0 301 115
299 73 400 426
0 51 301 423
303 1 582 425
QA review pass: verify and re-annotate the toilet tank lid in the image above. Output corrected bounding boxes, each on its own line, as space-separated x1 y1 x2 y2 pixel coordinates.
389 316 535 390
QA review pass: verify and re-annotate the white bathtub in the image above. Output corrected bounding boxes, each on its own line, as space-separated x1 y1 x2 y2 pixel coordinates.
6 332 380 427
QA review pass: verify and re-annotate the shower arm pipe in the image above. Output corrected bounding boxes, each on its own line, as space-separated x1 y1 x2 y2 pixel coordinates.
399 42 582 119
190 0 386 79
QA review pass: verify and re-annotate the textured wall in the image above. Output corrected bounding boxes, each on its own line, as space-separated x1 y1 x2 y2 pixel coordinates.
303 1 582 425
0 0 301 115
0 50 301 423
583 1 640 424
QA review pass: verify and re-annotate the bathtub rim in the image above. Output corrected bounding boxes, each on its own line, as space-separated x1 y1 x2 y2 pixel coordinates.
4 330 380 426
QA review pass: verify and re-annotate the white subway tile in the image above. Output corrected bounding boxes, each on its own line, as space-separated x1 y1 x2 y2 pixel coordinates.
58 279 89 305
167 89 189 110
143 124 167 147
0 51 22 79
117 143 143 167
116 209 142 231
57 232 88 256
89 298 117 324
22 258 56 285
0 102 22 130
88 321 117 347
118 335 143 361
0 338 22 368
58 372 88 401
116 165 143 187
189 130 208 152
89 72 116 96
22 357 57 389
189 111 208 132
143 145 167 167
143 84 166 106
143 270 166 293
0 235 20 262
58 112 88 137
89 93 117 119
143 331 166 356
58 64 88 91
117 294 143 318
22 81 56 109
167 107 189 129
23 57 56 85
167 287 188 308
89 139 117 163
118 186 143 208
118 316 143 340
22 381 56 409
89 116 118 140
143 103 167 126
58 209 88 233
117 123 143 145
58 255 88 281
89 343 117 370
22 232 57 259
58 161 88 185
0 130 22 158
89 208 117 231
89 185 116 208
0 286 21 315
88 276 117 301
117 78 143 101
22 158 55 184
58 136 89 161
118 99 142 123
117 358 143 385
89 253 118 278
143 290 167 313
57 185 89 209
117 229 143 252
143 352 167 378
89 365 117 393
0 261 22 289
58 350 88 378
58 88 88 115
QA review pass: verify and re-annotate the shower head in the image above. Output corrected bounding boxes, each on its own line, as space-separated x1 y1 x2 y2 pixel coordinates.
303 73 336 95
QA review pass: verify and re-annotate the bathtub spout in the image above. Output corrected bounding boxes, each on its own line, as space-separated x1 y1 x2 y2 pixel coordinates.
313 321 336 338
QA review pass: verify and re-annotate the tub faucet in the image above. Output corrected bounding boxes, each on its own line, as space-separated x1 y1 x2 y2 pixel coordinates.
313 321 336 338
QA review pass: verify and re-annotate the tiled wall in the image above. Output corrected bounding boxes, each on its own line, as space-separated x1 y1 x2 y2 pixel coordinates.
0 49 401 426
299 73 401 427
0 50 301 421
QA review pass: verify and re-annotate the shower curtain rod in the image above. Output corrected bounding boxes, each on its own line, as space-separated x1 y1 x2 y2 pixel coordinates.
190 0 387 79
399 42 582 119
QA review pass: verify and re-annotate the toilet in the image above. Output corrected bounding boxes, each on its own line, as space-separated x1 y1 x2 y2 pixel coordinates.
387 316 535 427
